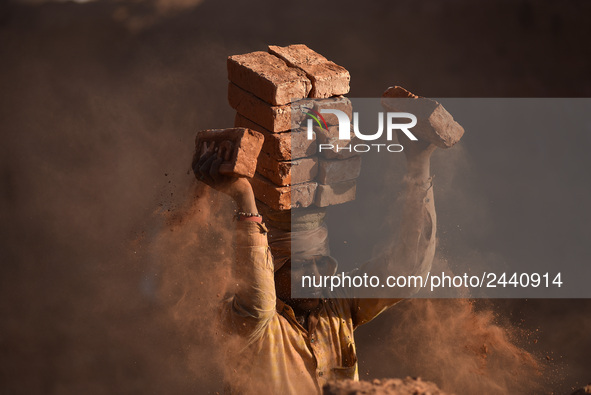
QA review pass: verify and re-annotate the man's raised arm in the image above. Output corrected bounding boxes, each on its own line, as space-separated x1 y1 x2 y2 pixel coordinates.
351 136 437 327
193 143 276 339
352 86 466 326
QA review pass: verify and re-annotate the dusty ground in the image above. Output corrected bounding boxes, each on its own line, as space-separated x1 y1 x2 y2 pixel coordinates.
324 377 449 395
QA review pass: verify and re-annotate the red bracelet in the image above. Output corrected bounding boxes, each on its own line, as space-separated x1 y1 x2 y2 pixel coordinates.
236 212 262 223
240 216 262 223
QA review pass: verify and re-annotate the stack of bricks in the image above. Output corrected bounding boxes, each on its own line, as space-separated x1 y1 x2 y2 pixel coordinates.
227 44 361 229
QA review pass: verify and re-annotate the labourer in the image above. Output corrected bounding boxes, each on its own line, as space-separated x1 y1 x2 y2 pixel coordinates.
193 133 437 394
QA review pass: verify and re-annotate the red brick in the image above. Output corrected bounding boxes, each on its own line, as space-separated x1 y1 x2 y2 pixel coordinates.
315 180 357 207
228 83 309 132
381 86 465 148
256 153 318 186
235 114 317 160
315 124 358 159
228 51 311 106
193 128 264 178
316 156 362 184
256 200 291 224
312 96 353 125
268 44 350 98
250 174 317 211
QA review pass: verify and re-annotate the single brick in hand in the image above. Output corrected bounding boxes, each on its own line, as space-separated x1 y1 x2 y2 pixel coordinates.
381 86 465 148
193 128 264 178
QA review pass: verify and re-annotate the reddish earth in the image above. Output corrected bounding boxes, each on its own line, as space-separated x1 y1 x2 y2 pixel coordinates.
323 377 449 395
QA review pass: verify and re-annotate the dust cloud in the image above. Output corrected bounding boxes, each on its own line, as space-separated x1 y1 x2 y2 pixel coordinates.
389 299 541 394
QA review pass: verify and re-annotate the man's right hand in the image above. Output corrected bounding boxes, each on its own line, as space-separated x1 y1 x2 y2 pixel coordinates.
192 142 256 210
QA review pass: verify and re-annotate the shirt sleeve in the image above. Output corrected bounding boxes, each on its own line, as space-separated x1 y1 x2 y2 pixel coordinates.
226 221 276 339
349 187 437 328
348 255 404 328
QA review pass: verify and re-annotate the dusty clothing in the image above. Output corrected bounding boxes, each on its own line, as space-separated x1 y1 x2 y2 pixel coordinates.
222 221 405 395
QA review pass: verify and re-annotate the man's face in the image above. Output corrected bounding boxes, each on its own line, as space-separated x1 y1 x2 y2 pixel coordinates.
274 256 336 313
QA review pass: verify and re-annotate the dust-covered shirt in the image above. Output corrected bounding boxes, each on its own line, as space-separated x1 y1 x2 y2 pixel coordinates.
221 221 405 395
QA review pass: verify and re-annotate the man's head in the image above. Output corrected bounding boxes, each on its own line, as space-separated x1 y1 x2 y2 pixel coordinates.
267 223 337 312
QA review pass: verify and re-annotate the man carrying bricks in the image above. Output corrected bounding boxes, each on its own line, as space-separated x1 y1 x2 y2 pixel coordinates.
193 132 439 394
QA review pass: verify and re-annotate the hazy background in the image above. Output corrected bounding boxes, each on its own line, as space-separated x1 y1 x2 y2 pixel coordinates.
1 0 590 393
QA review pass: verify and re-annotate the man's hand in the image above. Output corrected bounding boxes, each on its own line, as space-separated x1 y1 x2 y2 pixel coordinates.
398 131 437 163
397 131 437 179
192 142 257 212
